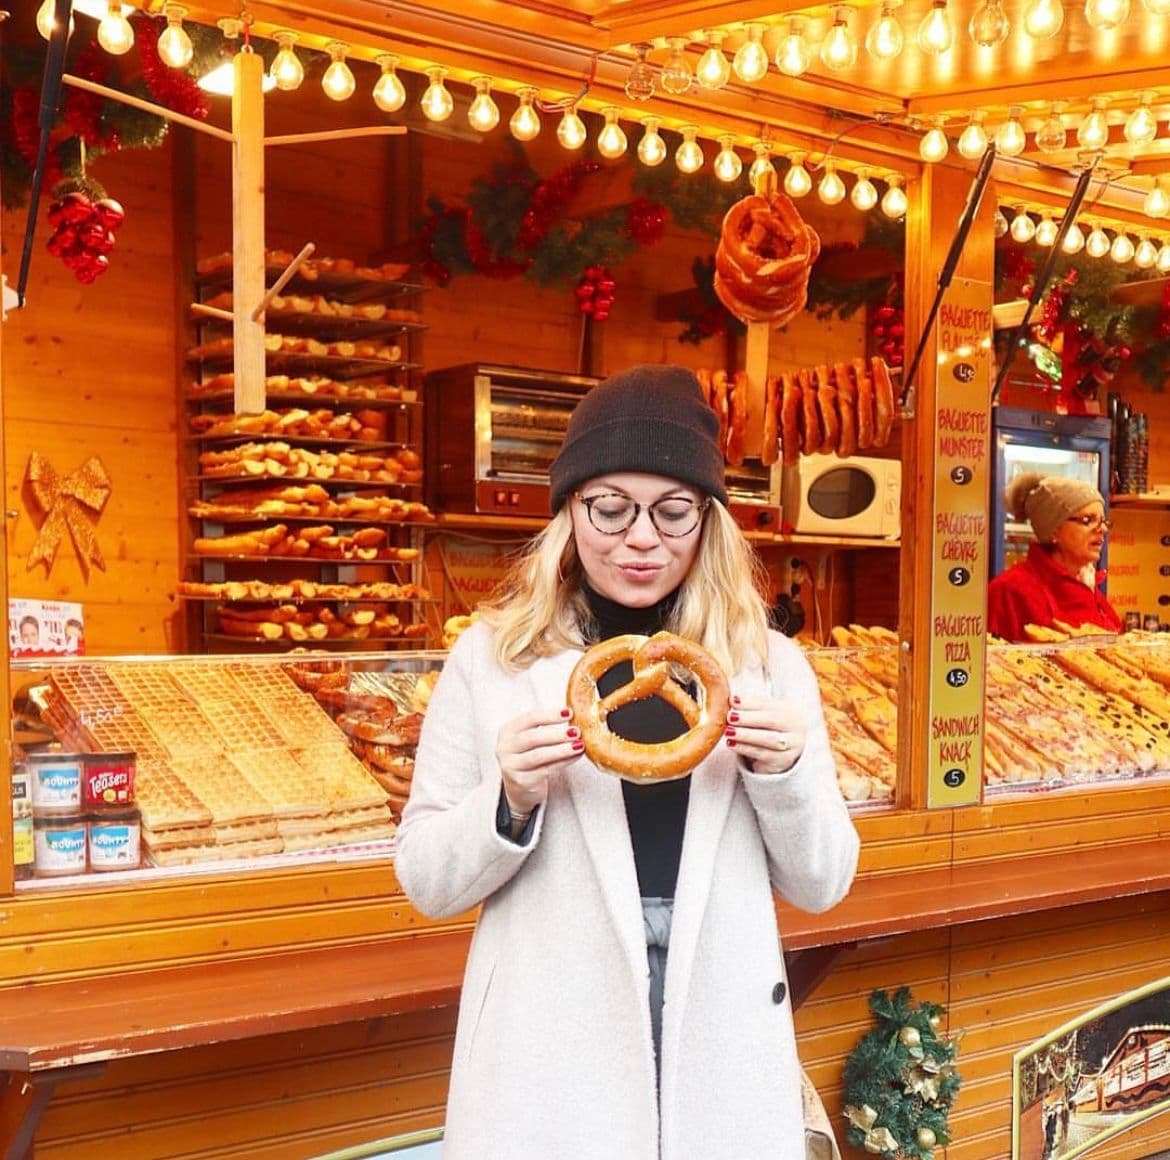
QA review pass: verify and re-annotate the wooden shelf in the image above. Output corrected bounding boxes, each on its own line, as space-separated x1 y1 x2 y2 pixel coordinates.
1110 492 1170 508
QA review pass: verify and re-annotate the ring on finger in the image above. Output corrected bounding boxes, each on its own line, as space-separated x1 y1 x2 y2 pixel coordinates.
777 737 790 752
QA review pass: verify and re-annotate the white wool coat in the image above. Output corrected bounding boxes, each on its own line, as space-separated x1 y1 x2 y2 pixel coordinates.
395 623 859 1160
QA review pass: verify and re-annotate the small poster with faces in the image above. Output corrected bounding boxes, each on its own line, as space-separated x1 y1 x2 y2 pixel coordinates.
8 598 85 659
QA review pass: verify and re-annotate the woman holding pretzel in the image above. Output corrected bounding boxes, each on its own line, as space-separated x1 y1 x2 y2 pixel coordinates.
396 364 858 1160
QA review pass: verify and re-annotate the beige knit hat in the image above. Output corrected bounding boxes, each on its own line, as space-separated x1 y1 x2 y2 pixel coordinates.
1005 471 1106 543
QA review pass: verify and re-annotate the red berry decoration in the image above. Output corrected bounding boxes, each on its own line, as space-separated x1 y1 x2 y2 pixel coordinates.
575 265 616 322
44 182 125 284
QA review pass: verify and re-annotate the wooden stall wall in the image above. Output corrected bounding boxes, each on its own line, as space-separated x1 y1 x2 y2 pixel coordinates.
2 141 184 655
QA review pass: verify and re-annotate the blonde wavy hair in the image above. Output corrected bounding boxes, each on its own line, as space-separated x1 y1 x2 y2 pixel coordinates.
478 500 771 675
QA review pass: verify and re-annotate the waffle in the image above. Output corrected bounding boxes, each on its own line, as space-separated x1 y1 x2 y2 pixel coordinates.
295 744 389 809
280 821 396 852
229 749 329 818
109 668 222 760
148 837 284 866
169 757 273 825
135 759 214 830
197 698 287 753
213 817 281 843
142 822 216 850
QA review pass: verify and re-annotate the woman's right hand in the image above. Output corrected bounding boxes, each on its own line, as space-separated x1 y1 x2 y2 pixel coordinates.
497 707 583 816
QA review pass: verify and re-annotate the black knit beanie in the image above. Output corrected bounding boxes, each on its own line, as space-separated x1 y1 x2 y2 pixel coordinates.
548 364 728 512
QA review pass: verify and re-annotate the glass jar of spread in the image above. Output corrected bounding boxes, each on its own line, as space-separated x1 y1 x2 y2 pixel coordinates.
83 752 136 812
88 807 141 872
33 814 87 877
27 751 84 816
11 764 34 881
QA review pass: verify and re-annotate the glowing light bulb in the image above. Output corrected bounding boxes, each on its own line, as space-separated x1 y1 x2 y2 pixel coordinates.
733 23 770 82
157 4 193 69
37 0 75 41
920 121 950 162
776 20 813 76
637 118 667 166
624 44 656 102
97 0 134 55
696 31 731 90
1023 0 1065 35
420 67 454 121
675 127 704 174
1158 243 1170 273
1086 225 1111 257
713 137 743 182
322 43 356 102
749 143 776 186
1061 223 1085 254
917 0 954 54
1124 94 1158 145
1035 106 1067 153
556 105 587 150
817 165 847 205
866 2 905 59
467 78 500 132
1010 209 1036 243
851 172 879 211
1111 233 1135 263
597 108 628 160
1135 238 1158 269
510 88 541 141
958 113 989 158
1077 100 1110 151
996 109 1027 156
271 33 305 91
1035 216 1058 246
784 156 813 198
969 0 1011 46
821 7 859 70
1084 0 1129 28
1144 180 1170 218
661 37 693 96
881 176 908 219
995 208 1011 237
373 55 406 112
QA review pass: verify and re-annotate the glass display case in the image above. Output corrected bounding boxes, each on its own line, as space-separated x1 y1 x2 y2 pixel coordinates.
10 648 445 889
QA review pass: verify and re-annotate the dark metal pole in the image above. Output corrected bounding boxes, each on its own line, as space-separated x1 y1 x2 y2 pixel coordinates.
900 144 997 416
16 0 74 307
990 163 1097 404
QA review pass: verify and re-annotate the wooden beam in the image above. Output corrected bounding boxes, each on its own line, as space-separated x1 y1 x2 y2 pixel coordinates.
231 50 267 416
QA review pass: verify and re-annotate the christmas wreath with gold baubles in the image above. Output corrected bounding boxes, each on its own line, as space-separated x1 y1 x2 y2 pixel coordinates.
842 988 962 1158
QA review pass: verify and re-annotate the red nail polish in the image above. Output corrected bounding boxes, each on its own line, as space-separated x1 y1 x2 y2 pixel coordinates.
567 726 580 739
727 711 740 724
726 738 737 748
571 740 584 752
724 726 736 738
732 694 742 706
560 708 572 718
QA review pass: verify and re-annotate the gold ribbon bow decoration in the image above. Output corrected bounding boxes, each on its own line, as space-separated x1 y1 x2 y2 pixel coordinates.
25 452 111 575
844 1106 899 1156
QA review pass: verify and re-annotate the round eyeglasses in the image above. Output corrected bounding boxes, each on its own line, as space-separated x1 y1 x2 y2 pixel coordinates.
575 492 709 537
1064 515 1112 532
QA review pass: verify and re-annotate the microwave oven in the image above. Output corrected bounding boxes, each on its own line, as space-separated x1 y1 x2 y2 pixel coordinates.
781 454 901 539
424 363 782 530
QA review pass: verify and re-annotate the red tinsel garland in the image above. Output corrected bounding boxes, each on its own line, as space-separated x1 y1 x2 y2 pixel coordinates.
135 14 210 121
517 159 601 250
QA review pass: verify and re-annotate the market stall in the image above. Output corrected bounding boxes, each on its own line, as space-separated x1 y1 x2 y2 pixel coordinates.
3 0 1170 1156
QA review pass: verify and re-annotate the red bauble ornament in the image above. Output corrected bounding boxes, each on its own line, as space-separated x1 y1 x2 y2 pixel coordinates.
94 198 125 229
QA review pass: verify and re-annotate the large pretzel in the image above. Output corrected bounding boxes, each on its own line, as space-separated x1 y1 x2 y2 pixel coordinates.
566 631 731 782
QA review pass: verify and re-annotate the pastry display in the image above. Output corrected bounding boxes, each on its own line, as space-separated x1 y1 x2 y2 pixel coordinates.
188 373 415 403
39 660 406 864
197 441 426 485
195 248 412 284
190 407 390 443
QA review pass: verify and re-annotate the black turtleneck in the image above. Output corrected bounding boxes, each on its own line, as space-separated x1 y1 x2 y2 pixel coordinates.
582 583 691 900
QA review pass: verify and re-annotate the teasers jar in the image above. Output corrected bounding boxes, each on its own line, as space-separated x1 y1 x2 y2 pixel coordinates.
27 750 84 816
83 752 136 812
88 807 141 872
33 814 87 877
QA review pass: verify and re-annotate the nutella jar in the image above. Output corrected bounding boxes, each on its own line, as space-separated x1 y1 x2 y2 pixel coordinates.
83 752 136 812
27 752 84 816
33 814 88 877
88 807 141 872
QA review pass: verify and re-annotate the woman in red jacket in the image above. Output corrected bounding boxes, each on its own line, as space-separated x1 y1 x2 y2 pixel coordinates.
987 471 1123 641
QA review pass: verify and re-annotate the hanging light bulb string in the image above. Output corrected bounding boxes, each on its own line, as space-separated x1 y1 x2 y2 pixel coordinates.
535 52 601 114
807 111 895 173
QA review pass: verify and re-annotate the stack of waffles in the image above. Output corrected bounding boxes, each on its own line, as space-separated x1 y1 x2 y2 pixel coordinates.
42 662 395 866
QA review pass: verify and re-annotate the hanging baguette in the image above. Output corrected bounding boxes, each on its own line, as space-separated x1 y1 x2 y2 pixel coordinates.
852 357 876 450
797 368 821 455
813 365 840 456
835 361 858 458
780 372 801 467
760 374 779 467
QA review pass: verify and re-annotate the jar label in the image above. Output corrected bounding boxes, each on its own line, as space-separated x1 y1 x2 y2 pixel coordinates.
89 821 140 869
30 762 83 811
84 755 136 808
13 816 34 866
34 823 87 874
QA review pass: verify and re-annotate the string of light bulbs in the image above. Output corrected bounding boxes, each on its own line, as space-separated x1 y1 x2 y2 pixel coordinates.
996 203 1170 270
36 3 908 218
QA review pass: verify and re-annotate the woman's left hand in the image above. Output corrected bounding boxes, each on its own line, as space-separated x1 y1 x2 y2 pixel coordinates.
723 694 806 774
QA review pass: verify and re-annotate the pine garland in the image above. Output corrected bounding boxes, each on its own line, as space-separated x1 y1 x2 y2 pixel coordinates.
842 988 962 1159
